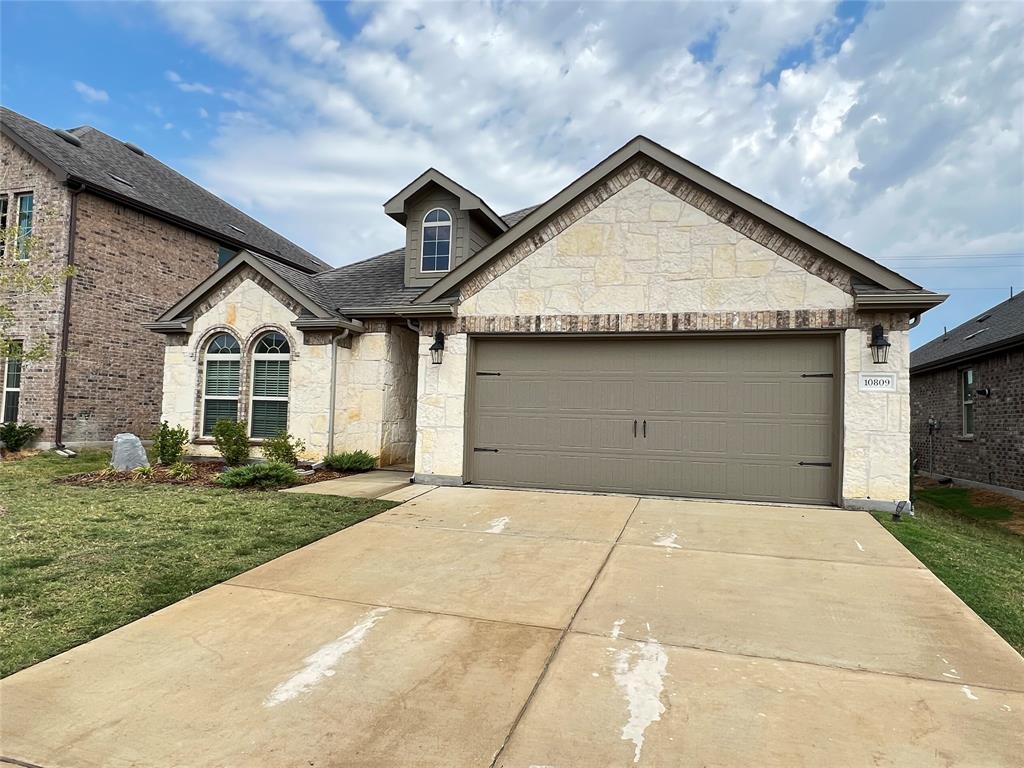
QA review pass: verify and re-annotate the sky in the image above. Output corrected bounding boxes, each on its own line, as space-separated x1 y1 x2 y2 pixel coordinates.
2 0 1022 348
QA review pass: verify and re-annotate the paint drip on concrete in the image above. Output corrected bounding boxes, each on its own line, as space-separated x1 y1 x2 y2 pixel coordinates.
652 532 682 549
264 607 391 707
612 637 669 763
487 516 511 534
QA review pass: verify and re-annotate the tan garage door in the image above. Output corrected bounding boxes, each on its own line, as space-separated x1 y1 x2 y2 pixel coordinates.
469 336 837 504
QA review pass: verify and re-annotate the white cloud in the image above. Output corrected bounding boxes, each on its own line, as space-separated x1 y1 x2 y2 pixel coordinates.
157 0 1024 343
72 80 109 103
165 69 216 95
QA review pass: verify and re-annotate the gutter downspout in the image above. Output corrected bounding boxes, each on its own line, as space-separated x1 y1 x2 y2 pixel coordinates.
53 181 85 449
326 329 351 456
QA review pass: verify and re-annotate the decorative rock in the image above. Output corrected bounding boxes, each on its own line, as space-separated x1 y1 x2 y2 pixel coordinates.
111 433 149 471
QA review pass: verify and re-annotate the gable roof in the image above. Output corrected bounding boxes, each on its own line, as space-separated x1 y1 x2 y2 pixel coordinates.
417 135 928 304
911 293 1024 373
1 106 329 273
384 167 508 234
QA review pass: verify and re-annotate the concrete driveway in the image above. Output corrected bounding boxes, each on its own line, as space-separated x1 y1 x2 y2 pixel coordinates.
2 488 1022 767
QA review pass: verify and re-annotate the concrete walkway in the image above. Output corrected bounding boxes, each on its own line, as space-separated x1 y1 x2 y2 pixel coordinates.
2 488 1022 767
281 469 432 501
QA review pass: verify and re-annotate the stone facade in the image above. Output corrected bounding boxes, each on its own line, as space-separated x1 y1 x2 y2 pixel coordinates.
413 175 913 507
1 133 222 445
0 135 72 441
910 347 1024 491
160 271 418 464
414 331 468 480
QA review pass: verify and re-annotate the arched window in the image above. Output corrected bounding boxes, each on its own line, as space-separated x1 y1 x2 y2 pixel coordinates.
201 333 241 436
421 208 452 273
250 331 291 438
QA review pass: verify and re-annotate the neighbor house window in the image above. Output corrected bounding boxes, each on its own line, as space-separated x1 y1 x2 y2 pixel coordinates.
15 193 33 260
249 331 290 438
421 208 452 273
201 333 241 436
961 368 974 436
0 196 8 257
1 341 22 423
217 245 236 266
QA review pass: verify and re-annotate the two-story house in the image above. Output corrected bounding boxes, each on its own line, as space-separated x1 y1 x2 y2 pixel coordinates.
0 106 329 448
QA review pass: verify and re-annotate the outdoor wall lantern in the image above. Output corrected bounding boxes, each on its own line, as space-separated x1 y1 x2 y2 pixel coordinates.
869 324 891 365
429 331 446 365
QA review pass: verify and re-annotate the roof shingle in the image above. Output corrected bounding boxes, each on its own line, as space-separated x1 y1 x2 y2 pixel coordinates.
911 293 1024 371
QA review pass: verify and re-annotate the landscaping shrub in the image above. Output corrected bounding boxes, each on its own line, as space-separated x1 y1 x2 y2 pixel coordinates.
261 430 305 466
132 465 154 479
152 421 190 465
0 422 43 453
168 462 196 481
211 420 250 467
323 450 377 472
216 461 298 489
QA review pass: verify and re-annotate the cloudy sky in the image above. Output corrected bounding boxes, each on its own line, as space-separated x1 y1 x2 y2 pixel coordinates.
2 0 1022 347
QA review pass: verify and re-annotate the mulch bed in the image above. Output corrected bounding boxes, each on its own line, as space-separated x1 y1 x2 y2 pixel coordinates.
55 462 354 489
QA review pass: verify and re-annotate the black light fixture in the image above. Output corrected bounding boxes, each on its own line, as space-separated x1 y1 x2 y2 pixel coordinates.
869 324 890 365
429 331 445 365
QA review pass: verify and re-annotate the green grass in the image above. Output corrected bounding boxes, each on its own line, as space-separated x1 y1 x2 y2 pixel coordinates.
914 486 1014 521
0 451 395 677
876 498 1024 654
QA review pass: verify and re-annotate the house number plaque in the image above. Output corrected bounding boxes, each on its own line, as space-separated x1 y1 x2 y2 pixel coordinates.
858 372 897 392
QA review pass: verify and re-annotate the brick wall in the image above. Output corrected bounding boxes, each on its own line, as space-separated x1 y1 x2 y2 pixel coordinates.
0 135 71 442
60 192 221 442
910 347 1024 491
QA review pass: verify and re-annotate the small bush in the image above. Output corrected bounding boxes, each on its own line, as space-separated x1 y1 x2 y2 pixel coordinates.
152 421 190 465
168 462 196 481
0 422 43 452
323 450 377 472
216 461 298 489
261 430 305 466
211 420 250 467
132 465 153 478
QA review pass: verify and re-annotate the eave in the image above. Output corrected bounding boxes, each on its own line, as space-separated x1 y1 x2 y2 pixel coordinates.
910 334 1024 375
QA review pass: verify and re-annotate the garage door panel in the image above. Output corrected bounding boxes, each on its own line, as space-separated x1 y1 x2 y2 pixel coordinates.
470 337 836 504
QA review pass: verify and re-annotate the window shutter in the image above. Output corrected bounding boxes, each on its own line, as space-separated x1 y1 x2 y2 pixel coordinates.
250 401 288 438
205 359 240 397
252 360 289 398
202 400 238 435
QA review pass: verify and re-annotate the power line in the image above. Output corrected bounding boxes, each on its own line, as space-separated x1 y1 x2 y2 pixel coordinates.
883 251 1024 260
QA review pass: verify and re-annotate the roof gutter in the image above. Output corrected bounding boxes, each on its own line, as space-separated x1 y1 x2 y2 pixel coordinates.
142 317 193 334
854 291 949 312
53 180 86 449
343 302 458 318
291 316 366 333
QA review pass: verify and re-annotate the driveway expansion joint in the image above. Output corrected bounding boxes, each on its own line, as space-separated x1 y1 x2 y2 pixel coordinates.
616 540 928 570
488 496 644 768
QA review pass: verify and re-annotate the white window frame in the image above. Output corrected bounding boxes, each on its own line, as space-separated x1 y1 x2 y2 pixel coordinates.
420 207 453 274
15 192 33 261
248 333 290 439
201 334 241 437
1 341 22 423
961 367 974 437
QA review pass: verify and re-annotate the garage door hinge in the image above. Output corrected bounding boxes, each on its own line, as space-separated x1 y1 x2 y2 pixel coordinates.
800 373 834 378
474 447 499 453
476 371 502 376
798 461 832 467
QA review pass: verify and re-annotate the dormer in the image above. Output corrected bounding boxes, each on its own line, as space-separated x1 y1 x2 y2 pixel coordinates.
384 169 508 288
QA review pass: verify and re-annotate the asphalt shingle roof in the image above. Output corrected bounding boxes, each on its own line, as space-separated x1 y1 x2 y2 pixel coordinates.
911 293 1024 371
1 107 328 273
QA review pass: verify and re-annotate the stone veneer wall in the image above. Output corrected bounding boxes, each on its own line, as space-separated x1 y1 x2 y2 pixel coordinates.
161 269 332 458
414 332 468 480
381 324 418 466
0 135 72 443
413 174 914 507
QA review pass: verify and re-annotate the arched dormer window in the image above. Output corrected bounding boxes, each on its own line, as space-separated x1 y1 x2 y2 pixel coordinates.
421 208 452 273
249 331 291 438
201 333 241 436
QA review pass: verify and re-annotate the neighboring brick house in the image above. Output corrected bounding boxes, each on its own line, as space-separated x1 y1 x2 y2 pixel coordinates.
910 294 1024 492
0 107 328 447
150 136 945 511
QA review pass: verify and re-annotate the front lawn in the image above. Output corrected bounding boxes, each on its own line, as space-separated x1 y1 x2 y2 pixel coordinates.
876 491 1024 654
0 451 394 677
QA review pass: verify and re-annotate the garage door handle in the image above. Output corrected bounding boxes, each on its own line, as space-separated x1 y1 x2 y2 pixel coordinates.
643 420 647 438
798 461 832 467
633 419 637 438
